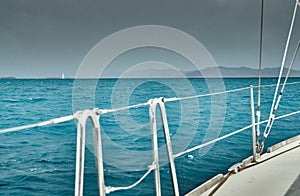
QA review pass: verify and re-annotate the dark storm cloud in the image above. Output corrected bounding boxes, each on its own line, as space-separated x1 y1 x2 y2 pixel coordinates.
0 0 299 77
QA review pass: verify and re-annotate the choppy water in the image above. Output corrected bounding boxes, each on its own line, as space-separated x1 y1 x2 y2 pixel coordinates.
0 78 300 195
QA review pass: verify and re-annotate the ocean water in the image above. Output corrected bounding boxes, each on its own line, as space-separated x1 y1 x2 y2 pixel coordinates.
0 78 300 195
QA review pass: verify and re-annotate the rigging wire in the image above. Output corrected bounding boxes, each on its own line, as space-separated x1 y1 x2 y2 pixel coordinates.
259 1 299 153
259 39 300 154
256 0 264 145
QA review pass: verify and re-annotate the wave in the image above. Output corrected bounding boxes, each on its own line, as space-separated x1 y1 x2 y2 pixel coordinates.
26 97 48 103
1 97 47 103
2 98 20 103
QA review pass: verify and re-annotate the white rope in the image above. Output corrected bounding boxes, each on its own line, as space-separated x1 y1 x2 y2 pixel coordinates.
0 115 74 134
257 81 300 88
262 0 299 141
273 109 300 120
164 86 251 103
173 124 254 159
164 81 300 104
97 102 149 114
163 81 300 104
174 108 300 159
105 163 155 194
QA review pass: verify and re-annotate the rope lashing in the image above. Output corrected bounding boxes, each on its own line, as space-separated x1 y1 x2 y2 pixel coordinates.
105 163 155 194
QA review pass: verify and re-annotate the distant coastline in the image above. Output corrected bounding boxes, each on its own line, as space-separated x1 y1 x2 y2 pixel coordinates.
0 76 16 79
1 66 300 79
185 66 300 78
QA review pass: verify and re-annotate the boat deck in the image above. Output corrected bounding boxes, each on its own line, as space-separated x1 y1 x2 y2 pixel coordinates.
186 135 300 196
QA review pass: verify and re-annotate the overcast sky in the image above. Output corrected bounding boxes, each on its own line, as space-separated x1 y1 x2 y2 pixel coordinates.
0 0 299 78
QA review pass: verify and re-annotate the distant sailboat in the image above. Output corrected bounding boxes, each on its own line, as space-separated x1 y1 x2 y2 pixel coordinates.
61 73 65 79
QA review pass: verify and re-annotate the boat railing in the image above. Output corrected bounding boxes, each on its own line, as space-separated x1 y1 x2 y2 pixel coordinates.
1 81 300 196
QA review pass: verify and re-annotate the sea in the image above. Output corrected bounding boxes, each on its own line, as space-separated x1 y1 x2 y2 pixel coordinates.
0 78 300 195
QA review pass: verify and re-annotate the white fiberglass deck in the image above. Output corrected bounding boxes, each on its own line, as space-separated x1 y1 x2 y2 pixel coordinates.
187 135 300 196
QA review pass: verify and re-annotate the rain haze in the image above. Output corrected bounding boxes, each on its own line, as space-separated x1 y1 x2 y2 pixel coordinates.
0 0 299 78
